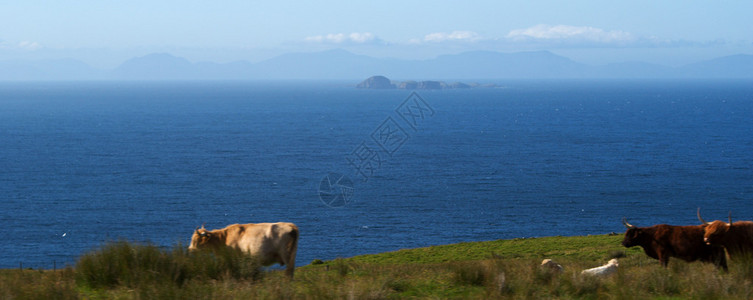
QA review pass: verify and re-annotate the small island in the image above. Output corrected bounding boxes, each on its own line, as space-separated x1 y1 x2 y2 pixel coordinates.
356 75 498 90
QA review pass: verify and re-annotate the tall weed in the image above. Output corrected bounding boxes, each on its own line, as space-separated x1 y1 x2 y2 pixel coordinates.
75 240 262 290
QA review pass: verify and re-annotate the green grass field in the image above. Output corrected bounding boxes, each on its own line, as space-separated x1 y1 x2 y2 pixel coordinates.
2 234 752 299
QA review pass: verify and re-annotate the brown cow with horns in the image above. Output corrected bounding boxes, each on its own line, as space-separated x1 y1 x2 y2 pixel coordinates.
189 222 299 278
697 208 753 259
621 218 727 270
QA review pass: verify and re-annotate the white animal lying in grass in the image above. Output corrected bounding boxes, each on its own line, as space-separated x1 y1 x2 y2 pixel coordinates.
540 259 564 273
580 259 619 277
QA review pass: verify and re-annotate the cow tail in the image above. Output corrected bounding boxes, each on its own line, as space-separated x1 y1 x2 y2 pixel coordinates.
288 226 299 255
287 226 299 258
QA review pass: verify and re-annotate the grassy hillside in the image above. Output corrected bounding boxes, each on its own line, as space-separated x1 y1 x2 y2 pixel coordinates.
2 234 752 299
342 234 628 265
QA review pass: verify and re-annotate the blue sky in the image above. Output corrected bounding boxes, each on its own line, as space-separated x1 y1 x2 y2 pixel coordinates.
1 1 751 68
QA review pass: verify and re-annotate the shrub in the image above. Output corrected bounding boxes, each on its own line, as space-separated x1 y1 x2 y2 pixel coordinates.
608 250 626 259
75 241 262 289
451 262 486 286
330 258 351 277
0 268 78 299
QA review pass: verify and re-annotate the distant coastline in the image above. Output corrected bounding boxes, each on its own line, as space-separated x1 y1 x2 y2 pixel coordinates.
356 75 499 90
1 50 751 81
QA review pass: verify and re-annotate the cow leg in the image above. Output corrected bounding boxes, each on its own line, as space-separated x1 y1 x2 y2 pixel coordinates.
283 245 297 278
716 254 729 272
659 256 669 268
719 261 729 272
285 256 296 278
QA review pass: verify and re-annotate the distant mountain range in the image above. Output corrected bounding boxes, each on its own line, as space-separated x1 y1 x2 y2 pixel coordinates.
1 49 752 80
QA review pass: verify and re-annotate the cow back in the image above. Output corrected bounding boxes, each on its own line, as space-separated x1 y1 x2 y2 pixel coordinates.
725 221 753 255
222 223 297 259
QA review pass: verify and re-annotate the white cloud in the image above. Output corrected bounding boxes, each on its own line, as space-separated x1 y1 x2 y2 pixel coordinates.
506 24 635 44
304 32 381 44
420 31 481 43
18 41 42 50
0 39 43 51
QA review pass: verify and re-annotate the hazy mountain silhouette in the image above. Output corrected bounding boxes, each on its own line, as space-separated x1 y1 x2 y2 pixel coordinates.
113 53 196 79
678 54 753 78
105 50 753 80
410 51 589 78
248 49 396 79
593 62 674 78
1 50 752 80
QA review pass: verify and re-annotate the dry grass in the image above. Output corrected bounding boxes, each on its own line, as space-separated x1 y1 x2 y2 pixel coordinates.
2 235 753 299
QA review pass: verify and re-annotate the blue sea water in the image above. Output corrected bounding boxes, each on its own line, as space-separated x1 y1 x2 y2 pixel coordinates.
0 80 751 269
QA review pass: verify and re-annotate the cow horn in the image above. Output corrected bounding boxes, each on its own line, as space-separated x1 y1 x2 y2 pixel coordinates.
728 212 733 226
622 218 636 229
201 223 206 230
697 208 710 225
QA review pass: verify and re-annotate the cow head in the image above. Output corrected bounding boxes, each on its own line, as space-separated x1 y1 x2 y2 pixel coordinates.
698 208 732 245
621 218 644 248
188 224 219 250
704 221 731 245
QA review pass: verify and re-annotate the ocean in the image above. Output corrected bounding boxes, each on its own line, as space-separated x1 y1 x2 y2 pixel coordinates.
1 79 751 269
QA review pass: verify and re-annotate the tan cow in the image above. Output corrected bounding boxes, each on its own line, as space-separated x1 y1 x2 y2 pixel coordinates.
189 222 299 278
